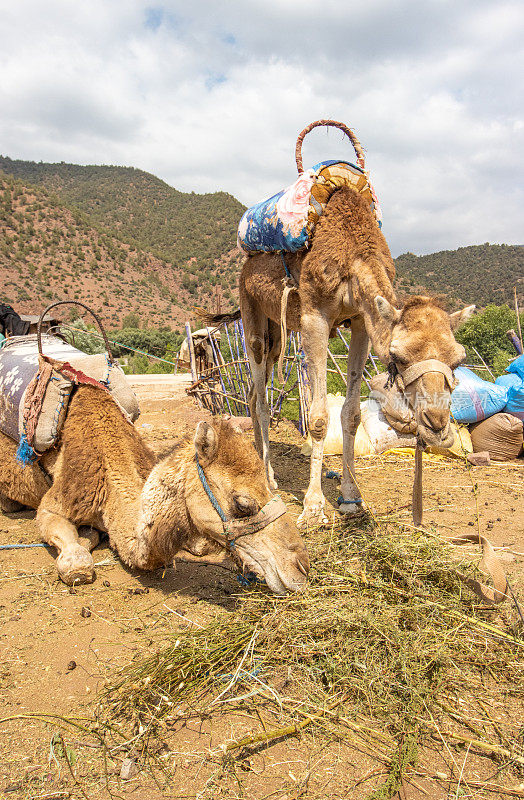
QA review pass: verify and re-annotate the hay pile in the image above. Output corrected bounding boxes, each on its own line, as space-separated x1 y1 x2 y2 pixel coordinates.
104 515 524 795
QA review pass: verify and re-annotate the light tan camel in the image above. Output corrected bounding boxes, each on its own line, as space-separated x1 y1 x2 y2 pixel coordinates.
0 385 309 593
201 185 474 526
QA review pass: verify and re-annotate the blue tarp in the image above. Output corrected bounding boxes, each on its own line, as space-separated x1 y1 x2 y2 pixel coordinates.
451 366 508 424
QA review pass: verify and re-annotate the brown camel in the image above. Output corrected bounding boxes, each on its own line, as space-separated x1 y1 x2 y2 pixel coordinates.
201 185 474 526
0 385 309 593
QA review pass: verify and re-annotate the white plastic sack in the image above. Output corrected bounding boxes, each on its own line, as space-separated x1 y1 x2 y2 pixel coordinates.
361 397 417 454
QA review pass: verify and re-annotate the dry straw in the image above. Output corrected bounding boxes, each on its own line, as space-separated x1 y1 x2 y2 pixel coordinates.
103 514 524 796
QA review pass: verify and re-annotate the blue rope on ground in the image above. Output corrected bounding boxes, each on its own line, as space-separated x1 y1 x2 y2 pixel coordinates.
0 543 51 550
236 572 262 587
325 470 341 480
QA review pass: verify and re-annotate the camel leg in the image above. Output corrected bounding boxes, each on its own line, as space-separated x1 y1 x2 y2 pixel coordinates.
37 504 95 586
339 317 369 514
243 297 278 490
78 526 101 552
298 311 330 527
0 492 25 513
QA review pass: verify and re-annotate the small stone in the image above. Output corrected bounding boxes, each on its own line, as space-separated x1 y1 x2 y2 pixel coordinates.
80 607 91 618
468 521 475 526
103 580 111 587
133 587 149 595
467 451 491 467
120 757 138 780
67 660 77 671
435 771 448 781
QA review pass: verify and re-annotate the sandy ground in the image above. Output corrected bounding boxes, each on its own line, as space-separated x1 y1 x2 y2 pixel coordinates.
0 381 523 800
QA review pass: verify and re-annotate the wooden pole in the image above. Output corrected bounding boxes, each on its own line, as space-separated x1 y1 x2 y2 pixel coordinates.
515 287 523 353
327 346 347 386
412 446 423 527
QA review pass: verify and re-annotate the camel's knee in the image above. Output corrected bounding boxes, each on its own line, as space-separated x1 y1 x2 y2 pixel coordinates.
309 410 329 441
249 336 266 365
341 404 361 436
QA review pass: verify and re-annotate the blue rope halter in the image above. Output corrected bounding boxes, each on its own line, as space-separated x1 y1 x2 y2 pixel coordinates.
194 455 287 554
195 454 228 524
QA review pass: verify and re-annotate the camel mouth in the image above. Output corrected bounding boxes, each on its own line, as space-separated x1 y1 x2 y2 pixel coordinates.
234 539 309 595
416 421 454 450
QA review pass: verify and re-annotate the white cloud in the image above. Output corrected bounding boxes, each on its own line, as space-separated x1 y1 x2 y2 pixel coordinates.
0 0 522 255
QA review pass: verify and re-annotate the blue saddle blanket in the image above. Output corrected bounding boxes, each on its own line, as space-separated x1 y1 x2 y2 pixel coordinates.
238 160 382 254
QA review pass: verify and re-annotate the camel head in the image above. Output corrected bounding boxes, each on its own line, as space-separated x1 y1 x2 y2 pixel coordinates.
375 295 475 448
186 419 309 594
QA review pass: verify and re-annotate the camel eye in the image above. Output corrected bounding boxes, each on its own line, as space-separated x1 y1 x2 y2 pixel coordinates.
232 494 258 518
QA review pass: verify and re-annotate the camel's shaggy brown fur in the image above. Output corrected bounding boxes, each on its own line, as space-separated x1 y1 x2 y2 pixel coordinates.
0 386 309 592
203 184 475 525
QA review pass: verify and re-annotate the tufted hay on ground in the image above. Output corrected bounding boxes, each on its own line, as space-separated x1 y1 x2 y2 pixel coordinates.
103 515 524 796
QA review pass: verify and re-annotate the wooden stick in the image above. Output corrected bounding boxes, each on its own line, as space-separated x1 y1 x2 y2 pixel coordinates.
515 286 523 353
327 346 347 385
472 347 495 380
412 445 423 526
224 695 347 752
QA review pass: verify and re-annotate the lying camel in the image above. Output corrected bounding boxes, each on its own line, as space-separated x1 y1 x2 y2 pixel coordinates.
200 185 474 526
0 385 309 593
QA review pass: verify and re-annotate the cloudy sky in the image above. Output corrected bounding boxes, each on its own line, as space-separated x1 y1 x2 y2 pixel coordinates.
1 0 523 256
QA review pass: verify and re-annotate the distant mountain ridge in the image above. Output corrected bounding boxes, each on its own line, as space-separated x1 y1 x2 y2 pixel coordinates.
0 173 219 328
0 156 522 326
0 155 245 306
395 243 524 307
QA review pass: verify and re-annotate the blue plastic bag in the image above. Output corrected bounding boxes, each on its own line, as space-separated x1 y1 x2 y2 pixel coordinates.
495 373 521 389
507 354 524 380
451 367 508 424
496 371 524 420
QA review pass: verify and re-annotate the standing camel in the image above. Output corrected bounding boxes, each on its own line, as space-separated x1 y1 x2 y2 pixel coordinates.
201 183 474 526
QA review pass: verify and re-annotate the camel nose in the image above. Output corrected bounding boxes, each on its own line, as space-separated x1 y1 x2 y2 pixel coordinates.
421 408 449 432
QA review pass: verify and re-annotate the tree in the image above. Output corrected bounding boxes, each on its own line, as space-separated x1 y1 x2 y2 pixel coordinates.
121 312 140 329
454 304 523 372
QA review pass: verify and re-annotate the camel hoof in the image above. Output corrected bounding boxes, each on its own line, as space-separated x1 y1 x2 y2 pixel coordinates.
297 505 328 529
57 545 95 586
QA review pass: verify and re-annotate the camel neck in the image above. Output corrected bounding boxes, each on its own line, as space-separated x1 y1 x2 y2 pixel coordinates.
352 273 396 364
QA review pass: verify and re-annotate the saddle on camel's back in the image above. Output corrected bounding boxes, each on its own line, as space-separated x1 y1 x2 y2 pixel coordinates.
237 119 382 256
0 302 139 465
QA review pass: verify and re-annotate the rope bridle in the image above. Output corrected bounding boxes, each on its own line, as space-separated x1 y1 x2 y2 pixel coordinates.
386 358 456 394
194 455 287 551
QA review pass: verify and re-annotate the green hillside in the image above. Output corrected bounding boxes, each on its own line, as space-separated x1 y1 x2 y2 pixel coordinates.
395 243 524 307
0 156 245 276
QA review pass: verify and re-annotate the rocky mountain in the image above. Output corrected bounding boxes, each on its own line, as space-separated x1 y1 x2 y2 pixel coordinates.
0 173 225 329
1 156 522 331
394 243 524 307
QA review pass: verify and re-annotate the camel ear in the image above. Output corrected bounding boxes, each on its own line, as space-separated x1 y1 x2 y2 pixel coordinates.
375 296 401 324
449 305 476 331
194 421 218 465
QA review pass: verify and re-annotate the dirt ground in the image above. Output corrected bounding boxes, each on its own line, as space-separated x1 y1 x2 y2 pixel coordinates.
0 383 523 800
